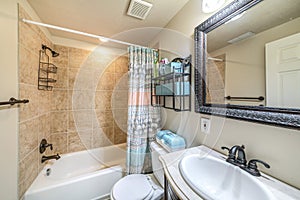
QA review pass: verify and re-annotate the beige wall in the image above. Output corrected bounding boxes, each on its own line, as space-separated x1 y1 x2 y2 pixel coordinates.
18 6 54 197
161 0 300 189
0 1 19 199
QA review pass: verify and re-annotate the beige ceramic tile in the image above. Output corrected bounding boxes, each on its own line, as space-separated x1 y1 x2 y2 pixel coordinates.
97 72 115 90
18 147 39 199
38 88 51 115
18 181 27 199
77 129 93 149
114 122 127 144
68 67 79 90
52 45 69 67
105 61 115 73
102 126 114 144
19 118 39 161
20 148 38 181
68 132 86 153
50 133 68 154
50 111 68 133
72 68 96 90
112 90 128 109
95 90 112 110
114 72 129 90
19 84 39 122
69 47 90 68
92 128 113 148
72 90 94 110
112 109 128 130
68 111 76 132
115 56 129 73
19 20 41 55
72 110 93 131
95 109 114 128
19 45 39 85
52 89 68 111
38 113 51 141
54 67 68 89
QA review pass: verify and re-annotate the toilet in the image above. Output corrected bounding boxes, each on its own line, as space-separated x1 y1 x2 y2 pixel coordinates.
110 141 167 200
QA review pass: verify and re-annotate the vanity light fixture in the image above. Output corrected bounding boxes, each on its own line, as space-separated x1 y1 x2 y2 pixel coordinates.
202 0 225 13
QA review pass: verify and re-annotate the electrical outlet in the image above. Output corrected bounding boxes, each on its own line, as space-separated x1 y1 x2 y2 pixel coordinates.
201 118 210 134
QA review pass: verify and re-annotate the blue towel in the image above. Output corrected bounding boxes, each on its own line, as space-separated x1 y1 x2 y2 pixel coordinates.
156 130 186 151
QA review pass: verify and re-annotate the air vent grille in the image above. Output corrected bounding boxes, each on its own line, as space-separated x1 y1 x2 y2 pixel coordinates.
227 32 256 44
127 0 153 20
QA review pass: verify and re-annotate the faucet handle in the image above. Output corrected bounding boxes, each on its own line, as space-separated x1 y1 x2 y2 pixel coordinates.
221 146 230 152
39 139 53 154
245 159 270 176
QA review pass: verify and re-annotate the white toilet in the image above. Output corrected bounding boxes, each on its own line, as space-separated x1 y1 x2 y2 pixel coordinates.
110 142 167 200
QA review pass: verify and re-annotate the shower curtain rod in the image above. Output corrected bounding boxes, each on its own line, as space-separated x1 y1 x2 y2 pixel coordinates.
22 19 147 48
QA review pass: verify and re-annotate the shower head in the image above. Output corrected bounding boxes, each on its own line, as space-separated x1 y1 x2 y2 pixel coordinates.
42 44 59 57
51 51 59 57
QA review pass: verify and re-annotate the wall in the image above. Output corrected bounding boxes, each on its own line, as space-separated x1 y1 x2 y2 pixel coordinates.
18 6 54 197
18 5 128 199
160 0 300 189
50 45 128 153
0 1 18 199
211 17 300 106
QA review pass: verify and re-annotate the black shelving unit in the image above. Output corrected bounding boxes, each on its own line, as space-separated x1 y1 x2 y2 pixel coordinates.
151 56 191 111
38 49 57 90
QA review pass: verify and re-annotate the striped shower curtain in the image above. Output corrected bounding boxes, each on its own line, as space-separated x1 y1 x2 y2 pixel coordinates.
126 46 161 174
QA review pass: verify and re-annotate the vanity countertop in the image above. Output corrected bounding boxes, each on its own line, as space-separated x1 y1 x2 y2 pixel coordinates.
159 145 300 200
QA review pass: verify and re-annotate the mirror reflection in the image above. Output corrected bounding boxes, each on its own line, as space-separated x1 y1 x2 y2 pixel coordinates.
205 0 300 109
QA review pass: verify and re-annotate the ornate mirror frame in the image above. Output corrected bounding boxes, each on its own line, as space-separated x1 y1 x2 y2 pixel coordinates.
194 0 300 129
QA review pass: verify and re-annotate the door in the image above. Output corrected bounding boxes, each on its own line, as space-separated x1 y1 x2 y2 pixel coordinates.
266 32 300 108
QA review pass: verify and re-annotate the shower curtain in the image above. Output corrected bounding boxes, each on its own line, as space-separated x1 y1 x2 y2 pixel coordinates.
126 46 161 174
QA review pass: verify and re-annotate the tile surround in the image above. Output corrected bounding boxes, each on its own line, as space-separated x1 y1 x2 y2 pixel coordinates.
18 6 128 198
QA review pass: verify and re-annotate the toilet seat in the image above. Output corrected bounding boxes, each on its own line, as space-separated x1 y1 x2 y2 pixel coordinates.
111 174 162 200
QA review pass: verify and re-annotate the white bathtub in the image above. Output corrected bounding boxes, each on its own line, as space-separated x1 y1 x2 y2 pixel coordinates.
24 144 126 200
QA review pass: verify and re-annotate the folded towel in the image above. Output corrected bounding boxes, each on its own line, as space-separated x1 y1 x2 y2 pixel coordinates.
156 130 186 152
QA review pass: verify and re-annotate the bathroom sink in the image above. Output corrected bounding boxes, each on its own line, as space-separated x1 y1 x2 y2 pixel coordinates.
179 154 274 200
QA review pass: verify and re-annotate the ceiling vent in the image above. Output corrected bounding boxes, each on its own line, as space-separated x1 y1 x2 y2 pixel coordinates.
127 0 153 20
227 32 256 44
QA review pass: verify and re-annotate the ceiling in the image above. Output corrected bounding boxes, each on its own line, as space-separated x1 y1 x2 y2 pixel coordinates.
27 0 190 47
207 0 300 52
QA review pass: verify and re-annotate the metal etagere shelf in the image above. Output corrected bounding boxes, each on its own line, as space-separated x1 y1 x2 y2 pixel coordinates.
151 56 191 112
38 44 59 91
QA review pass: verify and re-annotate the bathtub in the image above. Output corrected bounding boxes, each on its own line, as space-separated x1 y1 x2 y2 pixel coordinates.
24 143 126 200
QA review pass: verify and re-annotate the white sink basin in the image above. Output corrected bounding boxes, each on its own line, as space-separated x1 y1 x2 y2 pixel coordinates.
179 154 275 200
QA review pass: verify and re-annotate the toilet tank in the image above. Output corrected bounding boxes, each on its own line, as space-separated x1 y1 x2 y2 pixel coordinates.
150 142 167 187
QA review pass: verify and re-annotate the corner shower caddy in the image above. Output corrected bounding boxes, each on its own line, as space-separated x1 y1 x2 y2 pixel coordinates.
38 45 58 90
151 55 191 111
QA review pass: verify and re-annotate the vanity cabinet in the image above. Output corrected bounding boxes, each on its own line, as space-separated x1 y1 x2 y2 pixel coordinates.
164 175 180 200
151 56 191 112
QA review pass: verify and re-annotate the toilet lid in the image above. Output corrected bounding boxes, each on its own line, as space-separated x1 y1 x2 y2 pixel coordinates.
112 174 154 200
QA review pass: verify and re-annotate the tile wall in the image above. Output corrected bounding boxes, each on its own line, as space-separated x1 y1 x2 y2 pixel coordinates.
18 6 128 198
206 54 225 104
18 6 53 197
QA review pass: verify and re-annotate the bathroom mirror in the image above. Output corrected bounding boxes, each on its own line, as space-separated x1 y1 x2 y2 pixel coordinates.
195 0 300 129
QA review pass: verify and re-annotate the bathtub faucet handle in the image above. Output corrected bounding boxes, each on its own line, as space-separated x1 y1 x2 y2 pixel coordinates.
39 139 53 154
